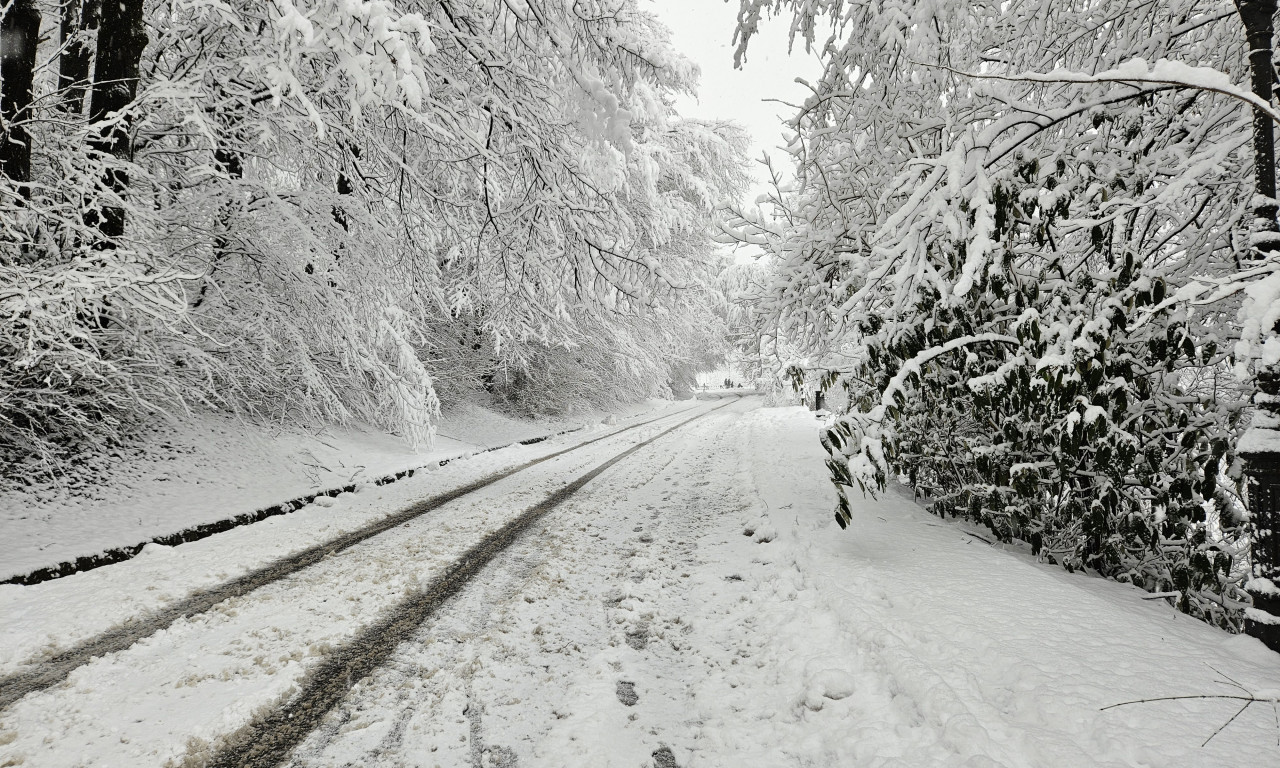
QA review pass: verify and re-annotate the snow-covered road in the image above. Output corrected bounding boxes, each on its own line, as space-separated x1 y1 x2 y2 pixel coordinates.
3 402 1280 767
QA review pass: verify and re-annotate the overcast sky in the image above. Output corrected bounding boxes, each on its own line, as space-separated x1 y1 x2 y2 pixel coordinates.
647 0 823 198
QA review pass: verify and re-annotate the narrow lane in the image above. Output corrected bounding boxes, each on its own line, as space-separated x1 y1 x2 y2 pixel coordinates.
204 397 752 768
0 397 749 767
8 401 1278 768
0 400 712 707
280 396 758 767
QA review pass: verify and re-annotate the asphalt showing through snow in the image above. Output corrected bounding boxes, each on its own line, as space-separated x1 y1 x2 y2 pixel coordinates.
0 398 734 713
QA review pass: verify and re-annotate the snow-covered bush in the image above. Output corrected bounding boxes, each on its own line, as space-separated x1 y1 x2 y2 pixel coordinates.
724 0 1267 625
822 239 1250 626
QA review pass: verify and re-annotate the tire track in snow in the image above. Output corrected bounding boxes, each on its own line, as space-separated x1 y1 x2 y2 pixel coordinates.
199 396 750 768
0 400 723 713
277 400 754 768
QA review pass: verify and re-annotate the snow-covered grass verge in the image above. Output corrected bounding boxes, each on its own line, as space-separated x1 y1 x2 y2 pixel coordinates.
693 406 1280 765
0 399 673 583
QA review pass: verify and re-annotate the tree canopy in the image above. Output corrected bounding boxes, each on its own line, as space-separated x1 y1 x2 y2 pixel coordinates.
721 0 1280 631
0 0 749 475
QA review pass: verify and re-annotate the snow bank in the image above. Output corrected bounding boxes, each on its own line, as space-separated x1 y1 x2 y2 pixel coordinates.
0 399 673 582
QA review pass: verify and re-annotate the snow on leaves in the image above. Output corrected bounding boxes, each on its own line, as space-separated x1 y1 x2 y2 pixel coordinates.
267 0 439 128
723 0 1266 628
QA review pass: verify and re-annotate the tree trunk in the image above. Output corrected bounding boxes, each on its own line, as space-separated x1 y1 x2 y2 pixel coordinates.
0 0 41 197
59 0 102 116
306 141 357 282
192 144 243 310
1237 0 1280 653
87 0 148 245
1241 0 1279 240
332 140 357 234
1244 428 1280 652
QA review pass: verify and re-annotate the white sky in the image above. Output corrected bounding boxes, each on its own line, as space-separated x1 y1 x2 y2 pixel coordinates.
647 0 824 199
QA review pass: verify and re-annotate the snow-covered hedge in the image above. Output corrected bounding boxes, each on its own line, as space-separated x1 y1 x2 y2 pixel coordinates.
722 0 1267 627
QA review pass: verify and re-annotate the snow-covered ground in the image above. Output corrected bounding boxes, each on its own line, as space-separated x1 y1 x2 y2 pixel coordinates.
0 399 702 679
0 399 674 581
2 402 1278 766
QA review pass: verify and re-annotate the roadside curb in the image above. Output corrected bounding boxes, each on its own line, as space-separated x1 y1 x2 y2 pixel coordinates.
1 408 668 588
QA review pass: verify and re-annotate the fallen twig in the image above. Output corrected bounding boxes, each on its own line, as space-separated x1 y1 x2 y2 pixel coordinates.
1102 666 1280 747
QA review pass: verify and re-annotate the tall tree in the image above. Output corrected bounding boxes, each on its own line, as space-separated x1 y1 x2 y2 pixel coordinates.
59 0 101 115
0 0 747 484
87 0 147 244
1239 0 1279 239
0 0 41 196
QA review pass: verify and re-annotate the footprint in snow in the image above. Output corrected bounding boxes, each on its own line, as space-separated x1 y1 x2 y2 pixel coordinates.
625 624 650 649
616 680 639 706
802 668 857 711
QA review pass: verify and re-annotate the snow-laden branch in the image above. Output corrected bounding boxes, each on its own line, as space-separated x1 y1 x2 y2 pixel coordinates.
939 57 1280 126
879 333 1021 411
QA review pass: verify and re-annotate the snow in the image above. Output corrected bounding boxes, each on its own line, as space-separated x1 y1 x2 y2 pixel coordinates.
1237 421 1280 457
0 401 692 679
0 400 673 582
802 668 858 710
1236 268 1280 376
882 333 1020 409
694 367 747 388
2 403 1279 766
980 57 1280 125
1245 607 1280 626
1246 577 1280 596
1084 404 1108 425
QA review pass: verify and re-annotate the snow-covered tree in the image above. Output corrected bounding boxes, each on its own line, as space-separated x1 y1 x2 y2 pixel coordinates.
0 1 747 480
725 0 1280 631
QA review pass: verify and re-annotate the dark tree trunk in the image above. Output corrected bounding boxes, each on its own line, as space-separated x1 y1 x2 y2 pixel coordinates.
1241 0 1279 240
87 0 148 245
59 0 102 116
1245 441 1280 652
319 163 351 285
1237 0 1280 654
192 144 243 310
0 0 41 196
331 169 351 233
306 142 358 282
332 141 358 234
